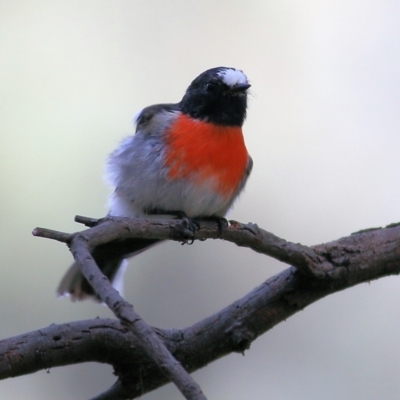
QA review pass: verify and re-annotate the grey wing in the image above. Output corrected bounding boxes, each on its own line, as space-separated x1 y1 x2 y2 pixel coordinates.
135 103 180 134
106 103 180 187
106 103 182 217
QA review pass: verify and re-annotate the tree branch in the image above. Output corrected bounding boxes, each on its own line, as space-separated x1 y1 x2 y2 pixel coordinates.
33 216 326 276
70 235 206 400
20 218 400 398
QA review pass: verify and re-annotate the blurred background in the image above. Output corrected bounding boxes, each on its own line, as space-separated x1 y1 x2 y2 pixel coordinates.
1 1 400 399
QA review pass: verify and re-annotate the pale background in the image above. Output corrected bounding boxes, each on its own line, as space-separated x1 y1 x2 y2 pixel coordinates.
1 1 400 399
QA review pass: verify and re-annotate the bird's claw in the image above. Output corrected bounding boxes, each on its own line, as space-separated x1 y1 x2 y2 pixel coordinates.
178 214 200 245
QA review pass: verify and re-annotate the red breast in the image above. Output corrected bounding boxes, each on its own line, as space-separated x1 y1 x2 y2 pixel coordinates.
164 113 249 199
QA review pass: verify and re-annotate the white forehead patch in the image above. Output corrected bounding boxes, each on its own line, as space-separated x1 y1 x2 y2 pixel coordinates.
217 68 248 87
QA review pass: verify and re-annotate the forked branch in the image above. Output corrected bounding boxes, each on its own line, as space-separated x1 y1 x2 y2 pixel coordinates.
9 218 397 399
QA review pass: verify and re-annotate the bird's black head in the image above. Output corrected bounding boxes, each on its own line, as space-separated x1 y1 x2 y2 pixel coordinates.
180 67 250 127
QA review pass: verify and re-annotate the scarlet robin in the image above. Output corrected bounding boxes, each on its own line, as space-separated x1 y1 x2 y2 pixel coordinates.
57 67 253 301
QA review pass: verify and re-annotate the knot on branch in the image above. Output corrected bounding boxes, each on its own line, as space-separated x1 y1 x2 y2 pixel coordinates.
230 327 256 354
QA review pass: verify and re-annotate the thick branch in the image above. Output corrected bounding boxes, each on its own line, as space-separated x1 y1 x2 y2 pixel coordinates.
21 219 400 397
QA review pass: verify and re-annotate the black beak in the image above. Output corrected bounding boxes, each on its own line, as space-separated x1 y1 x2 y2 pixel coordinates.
231 82 251 92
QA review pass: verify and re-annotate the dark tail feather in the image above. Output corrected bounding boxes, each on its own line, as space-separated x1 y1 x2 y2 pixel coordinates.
57 238 161 301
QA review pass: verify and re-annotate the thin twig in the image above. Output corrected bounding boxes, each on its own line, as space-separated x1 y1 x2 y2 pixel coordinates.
75 215 103 227
32 227 72 243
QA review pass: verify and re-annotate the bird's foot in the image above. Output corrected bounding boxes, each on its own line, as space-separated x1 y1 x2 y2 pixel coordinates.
145 208 199 244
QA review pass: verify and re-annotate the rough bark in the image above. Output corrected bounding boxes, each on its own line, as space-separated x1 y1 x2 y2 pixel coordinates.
0 217 395 399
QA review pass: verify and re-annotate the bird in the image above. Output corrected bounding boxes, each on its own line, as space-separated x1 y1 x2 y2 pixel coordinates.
57 66 253 301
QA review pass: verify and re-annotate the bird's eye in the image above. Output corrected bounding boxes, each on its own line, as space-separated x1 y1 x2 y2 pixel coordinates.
205 82 217 92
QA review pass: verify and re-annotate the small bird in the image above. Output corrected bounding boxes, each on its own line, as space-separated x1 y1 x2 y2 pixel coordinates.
57 67 253 301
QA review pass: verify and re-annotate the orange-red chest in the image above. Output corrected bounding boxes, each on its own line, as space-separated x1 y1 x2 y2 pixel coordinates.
165 114 249 198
